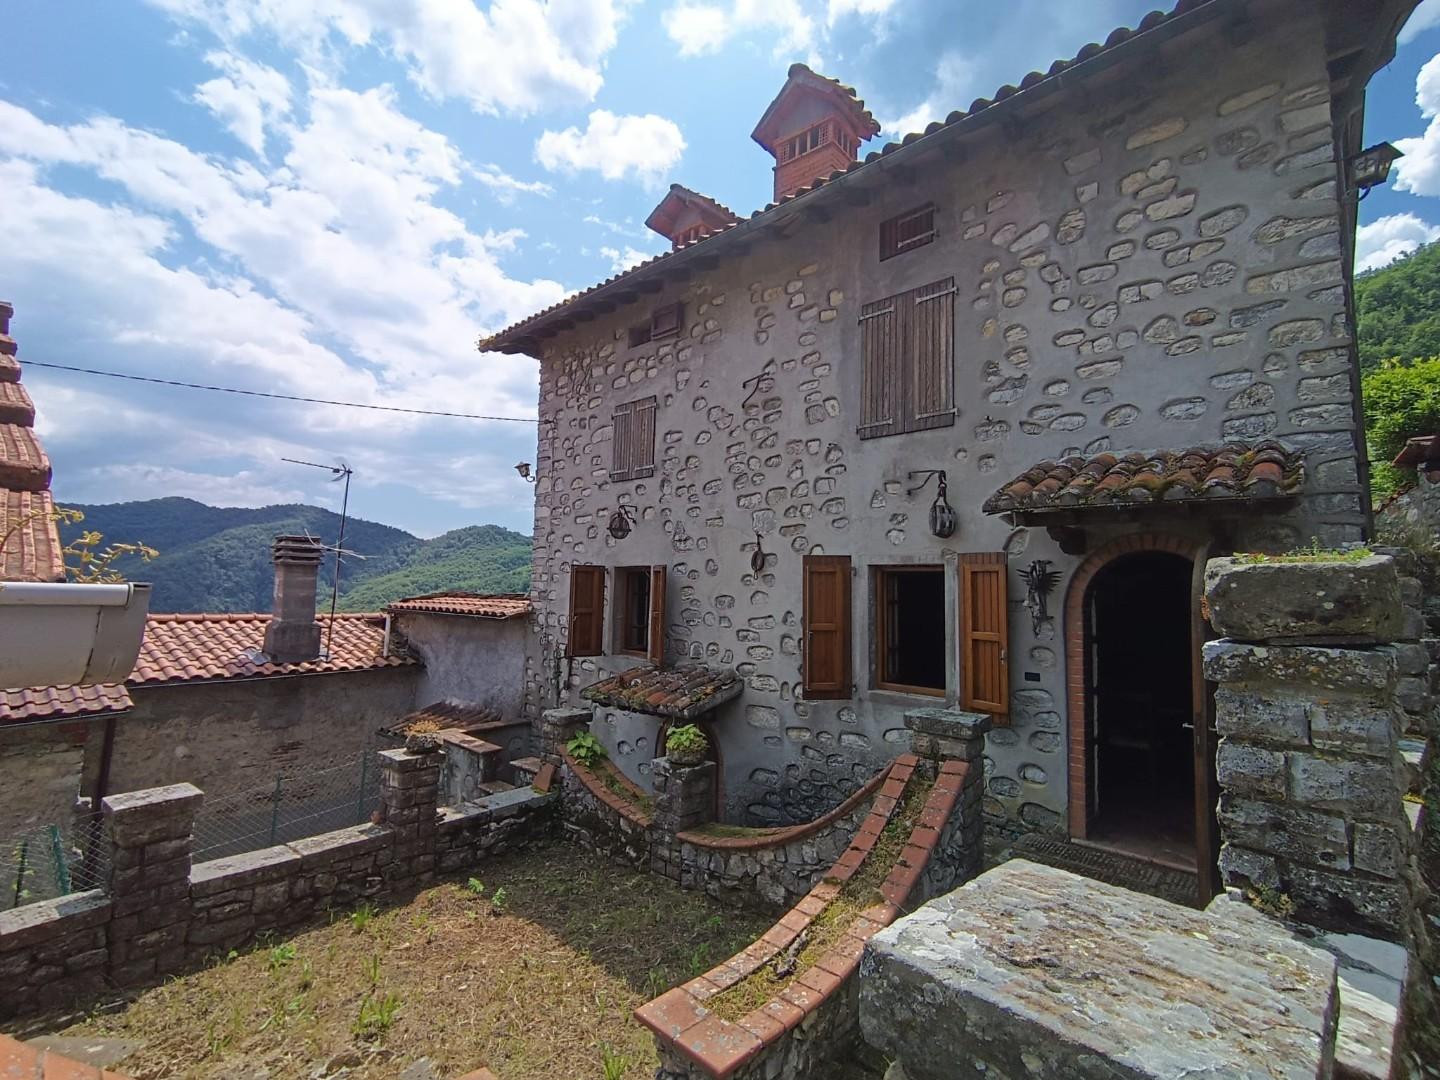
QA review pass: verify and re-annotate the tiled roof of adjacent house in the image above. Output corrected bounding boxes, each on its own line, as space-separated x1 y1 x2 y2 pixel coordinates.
1393 434 1440 468
582 665 742 720
478 0 1225 354
130 612 415 685
0 683 133 726
0 301 64 582
982 442 1306 515
385 592 532 619
389 700 505 734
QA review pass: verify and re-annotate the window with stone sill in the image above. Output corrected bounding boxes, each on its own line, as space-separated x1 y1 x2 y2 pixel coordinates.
873 565 946 697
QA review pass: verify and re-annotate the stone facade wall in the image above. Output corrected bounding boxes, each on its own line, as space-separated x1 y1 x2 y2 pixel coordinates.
0 719 95 838
395 610 529 722
0 748 558 1021
523 4 1366 837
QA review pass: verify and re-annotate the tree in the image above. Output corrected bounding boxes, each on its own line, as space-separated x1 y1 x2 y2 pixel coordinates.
1361 357 1440 501
1356 241 1440 370
0 506 157 582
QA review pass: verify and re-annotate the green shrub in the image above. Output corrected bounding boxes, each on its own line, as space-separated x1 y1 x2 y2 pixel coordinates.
665 724 709 757
567 731 607 767
1363 357 1440 501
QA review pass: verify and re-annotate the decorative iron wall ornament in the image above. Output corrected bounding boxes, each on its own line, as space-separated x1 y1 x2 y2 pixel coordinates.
906 469 958 539
751 531 770 574
1019 559 1061 637
607 503 637 540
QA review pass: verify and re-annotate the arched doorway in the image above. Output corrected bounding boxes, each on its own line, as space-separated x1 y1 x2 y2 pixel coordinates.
1083 550 1196 868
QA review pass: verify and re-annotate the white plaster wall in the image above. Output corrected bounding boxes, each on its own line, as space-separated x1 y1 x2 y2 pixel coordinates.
399 612 528 720
523 8 1365 831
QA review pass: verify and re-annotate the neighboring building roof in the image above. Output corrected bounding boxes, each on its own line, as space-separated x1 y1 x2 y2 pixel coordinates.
389 701 505 734
983 442 1306 516
0 301 64 582
750 62 880 149
582 665 742 720
479 0 1413 355
386 592 532 619
1392 435 1440 468
0 683 133 727
130 612 415 686
644 184 740 246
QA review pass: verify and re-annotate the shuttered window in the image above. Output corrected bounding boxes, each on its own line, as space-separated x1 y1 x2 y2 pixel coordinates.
567 565 606 657
647 565 668 667
803 555 852 699
858 277 956 440
611 396 657 481
960 553 1009 719
880 204 936 261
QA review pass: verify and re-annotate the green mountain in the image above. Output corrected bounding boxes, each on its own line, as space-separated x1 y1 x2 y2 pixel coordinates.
1356 240 1440 370
57 497 532 613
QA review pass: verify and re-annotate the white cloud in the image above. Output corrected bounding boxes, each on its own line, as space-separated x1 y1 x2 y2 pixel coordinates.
1394 53 1440 196
1402 0 1440 44
827 0 897 23
881 51 976 136
472 163 552 203
148 0 634 115
80 465 312 508
599 245 652 273
193 50 291 155
1356 213 1440 272
662 3 732 56
535 110 685 186
661 0 816 59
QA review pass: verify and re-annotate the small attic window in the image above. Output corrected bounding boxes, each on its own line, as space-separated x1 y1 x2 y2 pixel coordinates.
630 302 684 347
880 204 937 262
780 121 833 163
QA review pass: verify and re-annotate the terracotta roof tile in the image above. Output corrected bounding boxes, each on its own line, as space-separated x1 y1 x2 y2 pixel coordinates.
1 488 63 582
983 441 1305 515
582 665 742 720
478 0 1219 354
0 682 133 726
1393 434 1440 468
0 380 35 426
391 700 505 734
129 612 416 686
0 301 65 582
386 592 532 619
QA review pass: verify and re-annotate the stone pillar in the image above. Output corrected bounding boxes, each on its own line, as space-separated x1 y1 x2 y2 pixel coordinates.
1203 556 1414 940
102 783 202 984
540 706 591 765
377 748 441 888
652 758 716 834
903 708 992 772
905 708 991 895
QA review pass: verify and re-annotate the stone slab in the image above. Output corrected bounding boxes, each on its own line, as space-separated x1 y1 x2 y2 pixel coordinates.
1204 556 1402 643
190 844 302 896
859 861 1337 1080
1202 641 1396 694
903 708 993 741
24 1036 139 1068
0 890 111 952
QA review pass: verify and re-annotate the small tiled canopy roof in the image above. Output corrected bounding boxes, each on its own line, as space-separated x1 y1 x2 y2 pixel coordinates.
0 301 64 582
385 592 531 619
1393 435 1440 468
131 612 415 685
983 442 1305 515
582 665 742 721
388 701 504 735
0 683 133 726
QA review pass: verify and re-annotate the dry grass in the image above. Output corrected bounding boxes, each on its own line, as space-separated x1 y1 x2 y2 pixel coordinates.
43 843 769 1080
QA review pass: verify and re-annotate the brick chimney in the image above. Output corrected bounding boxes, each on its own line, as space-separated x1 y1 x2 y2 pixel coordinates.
262 535 325 663
752 64 880 203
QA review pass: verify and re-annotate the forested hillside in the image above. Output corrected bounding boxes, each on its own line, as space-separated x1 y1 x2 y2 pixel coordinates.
58 498 531 612
1356 240 1440 370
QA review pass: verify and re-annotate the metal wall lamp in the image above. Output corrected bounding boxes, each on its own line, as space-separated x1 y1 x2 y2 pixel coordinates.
906 469 958 539
514 462 536 483
1350 142 1403 200
608 504 637 540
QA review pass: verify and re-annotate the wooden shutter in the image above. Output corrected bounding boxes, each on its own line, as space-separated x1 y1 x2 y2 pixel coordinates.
858 298 900 440
567 565 605 657
610 396 657 481
880 204 936 261
647 565 667 666
611 401 635 481
632 396 656 478
960 553 1009 718
803 555 852 700
650 303 683 340
910 278 956 432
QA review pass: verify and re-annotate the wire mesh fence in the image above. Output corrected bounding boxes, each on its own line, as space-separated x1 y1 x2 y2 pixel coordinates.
1 816 109 910
190 750 382 863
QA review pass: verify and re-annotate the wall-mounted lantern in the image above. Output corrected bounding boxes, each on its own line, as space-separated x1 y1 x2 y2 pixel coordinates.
608 504 637 540
751 531 770 574
1350 142 1403 200
515 462 535 483
907 469 958 539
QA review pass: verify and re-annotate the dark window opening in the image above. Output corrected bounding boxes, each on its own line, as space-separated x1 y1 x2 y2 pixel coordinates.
628 302 683 348
880 204 936 261
618 567 651 654
780 121 832 163
875 566 946 696
628 323 652 348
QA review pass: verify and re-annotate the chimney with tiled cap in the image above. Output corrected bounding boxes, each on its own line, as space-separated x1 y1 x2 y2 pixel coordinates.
262 535 325 663
751 64 880 202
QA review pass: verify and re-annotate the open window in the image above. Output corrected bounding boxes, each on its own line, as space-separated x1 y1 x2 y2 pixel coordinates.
803 555 852 699
874 565 945 696
567 565 606 657
959 553 1010 718
614 565 668 665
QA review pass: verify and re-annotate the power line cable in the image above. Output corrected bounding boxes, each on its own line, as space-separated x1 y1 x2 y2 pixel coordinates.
19 359 539 423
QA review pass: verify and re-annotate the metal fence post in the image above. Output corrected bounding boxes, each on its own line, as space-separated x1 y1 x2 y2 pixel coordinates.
11 838 28 909
268 774 283 846
355 752 369 825
47 825 70 896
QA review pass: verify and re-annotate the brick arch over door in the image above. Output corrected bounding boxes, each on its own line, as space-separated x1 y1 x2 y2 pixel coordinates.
1063 532 1206 839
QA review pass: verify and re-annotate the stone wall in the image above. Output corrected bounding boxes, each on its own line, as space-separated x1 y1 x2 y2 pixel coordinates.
0 718 96 838
0 747 557 1022
1203 555 1415 939
523 0 1367 839
395 610 529 723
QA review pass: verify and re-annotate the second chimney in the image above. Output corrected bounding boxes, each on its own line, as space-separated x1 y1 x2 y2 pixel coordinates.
263 535 325 664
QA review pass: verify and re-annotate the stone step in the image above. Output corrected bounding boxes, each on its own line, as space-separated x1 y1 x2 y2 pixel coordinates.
477 781 515 796
509 756 543 786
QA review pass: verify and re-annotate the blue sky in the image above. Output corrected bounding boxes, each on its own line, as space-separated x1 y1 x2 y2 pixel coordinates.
3 0 1440 539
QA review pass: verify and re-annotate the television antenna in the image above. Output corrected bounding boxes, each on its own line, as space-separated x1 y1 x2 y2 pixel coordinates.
282 457 355 657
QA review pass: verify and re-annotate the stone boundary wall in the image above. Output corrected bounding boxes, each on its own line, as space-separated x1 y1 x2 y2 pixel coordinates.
1202 555 1416 940
637 749 985 1080
0 748 558 1022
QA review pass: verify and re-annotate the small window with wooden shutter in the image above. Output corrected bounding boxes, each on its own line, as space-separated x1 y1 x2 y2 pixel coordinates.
610 396 657 481
959 553 1010 720
858 277 955 441
803 555 852 700
567 565 606 657
874 565 945 696
647 565 667 666
879 204 936 261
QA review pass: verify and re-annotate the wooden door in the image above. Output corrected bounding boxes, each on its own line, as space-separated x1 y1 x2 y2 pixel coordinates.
1190 544 1221 903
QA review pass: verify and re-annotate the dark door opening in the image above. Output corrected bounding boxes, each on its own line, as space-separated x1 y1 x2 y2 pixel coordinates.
1086 551 1197 871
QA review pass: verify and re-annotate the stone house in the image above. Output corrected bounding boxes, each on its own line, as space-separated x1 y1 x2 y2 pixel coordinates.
483 0 1417 901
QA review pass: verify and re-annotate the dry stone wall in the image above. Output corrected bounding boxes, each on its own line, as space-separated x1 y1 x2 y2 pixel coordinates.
524 9 1366 836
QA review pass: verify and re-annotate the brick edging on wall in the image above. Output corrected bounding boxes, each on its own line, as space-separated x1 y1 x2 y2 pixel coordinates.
676 766 893 852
